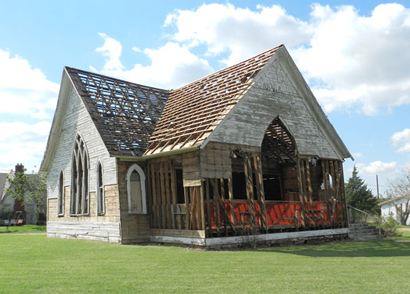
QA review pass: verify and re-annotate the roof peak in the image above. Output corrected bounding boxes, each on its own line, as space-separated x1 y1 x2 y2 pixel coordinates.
64 45 284 93
64 66 170 93
171 44 283 92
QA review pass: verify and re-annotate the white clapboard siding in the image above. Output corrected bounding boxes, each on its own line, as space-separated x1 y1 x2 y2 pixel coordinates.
47 83 117 199
207 52 340 159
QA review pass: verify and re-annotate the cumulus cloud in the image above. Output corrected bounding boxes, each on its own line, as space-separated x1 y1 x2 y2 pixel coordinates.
95 32 124 71
0 49 58 171
294 3 410 115
163 3 410 114
165 3 311 65
356 160 397 175
391 128 410 153
92 35 213 89
0 121 51 172
0 49 59 119
91 4 410 114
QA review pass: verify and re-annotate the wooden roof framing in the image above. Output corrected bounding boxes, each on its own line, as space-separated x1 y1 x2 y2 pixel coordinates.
66 67 169 157
262 117 297 164
145 45 282 155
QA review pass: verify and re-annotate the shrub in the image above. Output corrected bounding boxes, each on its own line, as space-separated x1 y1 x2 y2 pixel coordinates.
379 215 399 237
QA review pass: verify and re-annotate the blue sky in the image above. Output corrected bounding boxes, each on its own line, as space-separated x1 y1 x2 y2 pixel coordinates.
1 0 409 195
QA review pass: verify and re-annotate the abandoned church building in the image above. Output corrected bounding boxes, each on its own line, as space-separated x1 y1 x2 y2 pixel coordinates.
40 45 352 246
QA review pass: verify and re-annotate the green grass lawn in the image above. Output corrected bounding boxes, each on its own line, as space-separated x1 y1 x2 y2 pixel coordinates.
0 234 410 293
0 225 46 234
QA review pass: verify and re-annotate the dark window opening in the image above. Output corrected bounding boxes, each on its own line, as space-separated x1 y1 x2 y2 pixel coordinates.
263 174 282 201
58 172 64 215
205 179 229 200
97 163 104 215
232 172 246 200
310 160 323 201
175 169 185 204
223 179 229 199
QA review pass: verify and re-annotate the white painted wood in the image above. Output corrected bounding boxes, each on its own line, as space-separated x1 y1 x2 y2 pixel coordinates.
151 228 348 247
204 47 349 160
150 235 206 246
381 198 410 225
47 221 121 243
44 72 117 200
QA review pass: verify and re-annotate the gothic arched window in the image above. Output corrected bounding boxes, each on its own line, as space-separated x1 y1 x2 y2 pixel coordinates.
70 135 89 215
126 164 147 214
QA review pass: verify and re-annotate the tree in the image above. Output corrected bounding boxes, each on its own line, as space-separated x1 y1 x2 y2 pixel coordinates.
6 164 47 224
6 165 27 212
27 173 47 223
386 170 410 225
345 166 378 214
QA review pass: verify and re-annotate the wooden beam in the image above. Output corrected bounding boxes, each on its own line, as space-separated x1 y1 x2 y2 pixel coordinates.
184 187 190 230
296 157 305 227
227 177 235 226
205 179 211 235
170 161 177 230
253 154 267 230
159 161 167 228
305 160 312 204
244 155 257 230
199 182 205 231
213 178 221 236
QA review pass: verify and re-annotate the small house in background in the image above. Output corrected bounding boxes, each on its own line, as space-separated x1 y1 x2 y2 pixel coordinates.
41 44 352 246
380 196 410 225
0 172 13 221
0 164 42 225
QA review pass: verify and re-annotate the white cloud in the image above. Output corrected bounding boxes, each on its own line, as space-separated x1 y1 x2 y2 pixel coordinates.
161 3 410 114
398 143 410 153
293 3 410 115
391 128 410 143
391 128 410 153
95 32 124 71
0 49 58 171
356 160 397 175
0 121 51 172
91 4 410 115
0 49 59 119
165 3 311 65
92 36 213 89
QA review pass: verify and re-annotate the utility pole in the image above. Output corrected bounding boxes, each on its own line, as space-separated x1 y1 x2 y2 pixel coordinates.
376 174 380 199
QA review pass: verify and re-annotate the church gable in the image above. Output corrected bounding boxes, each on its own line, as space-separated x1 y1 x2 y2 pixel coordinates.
66 67 168 157
43 73 117 198
205 46 350 160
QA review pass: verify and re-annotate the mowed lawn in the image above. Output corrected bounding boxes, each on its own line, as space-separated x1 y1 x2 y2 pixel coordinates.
1 231 410 294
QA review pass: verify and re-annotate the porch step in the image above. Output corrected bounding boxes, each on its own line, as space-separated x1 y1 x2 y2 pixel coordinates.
348 223 380 241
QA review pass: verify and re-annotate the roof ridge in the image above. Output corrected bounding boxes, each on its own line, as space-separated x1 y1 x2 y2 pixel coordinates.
170 44 283 93
145 45 283 155
64 66 170 93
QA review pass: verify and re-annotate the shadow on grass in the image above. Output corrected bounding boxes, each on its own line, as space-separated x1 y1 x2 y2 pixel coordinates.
253 240 410 258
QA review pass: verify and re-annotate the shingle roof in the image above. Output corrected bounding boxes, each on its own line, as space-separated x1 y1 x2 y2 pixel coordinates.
66 67 169 157
145 45 282 155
